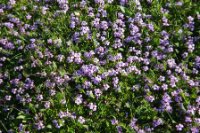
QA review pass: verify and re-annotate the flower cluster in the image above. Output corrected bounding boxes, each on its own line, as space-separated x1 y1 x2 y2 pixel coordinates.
0 0 200 132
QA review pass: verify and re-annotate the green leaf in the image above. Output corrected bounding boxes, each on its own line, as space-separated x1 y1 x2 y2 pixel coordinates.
58 119 65 126
119 6 125 13
59 68 66 76
67 40 72 46
52 61 57 70
47 124 52 129
29 103 36 113
83 125 89 129
119 48 124 52
125 102 130 108
74 11 80 16
16 115 26 119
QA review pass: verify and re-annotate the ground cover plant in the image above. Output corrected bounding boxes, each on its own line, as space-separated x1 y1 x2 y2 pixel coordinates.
0 0 200 132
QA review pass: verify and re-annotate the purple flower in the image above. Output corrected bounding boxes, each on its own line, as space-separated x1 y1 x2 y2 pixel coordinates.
92 18 100 28
158 76 165 82
52 120 61 129
129 118 137 129
145 95 155 102
24 78 34 89
130 24 139 35
94 89 102 97
176 1 183 6
88 102 97 111
119 0 128 6
191 127 199 133
161 84 168 90
18 123 24 132
75 95 83 105
153 118 163 127
167 58 176 68
100 21 108 30
103 84 110 91
58 111 67 118
152 84 159 91
35 121 45 130
92 75 102 85
83 81 92 89
9 0 16 5
112 77 119 87
111 118 118 125
188 16 194 23
147 23 154 31
176 124 184 131
5 95 11 101
44 101 50 109
116 126 123 133
4 22 14 29
78 116 85 124
26 14 32 20
185 116 192 123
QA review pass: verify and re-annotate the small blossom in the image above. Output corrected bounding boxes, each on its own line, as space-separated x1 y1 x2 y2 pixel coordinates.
78 116 85 124
75 95 83 105
176 124 184 131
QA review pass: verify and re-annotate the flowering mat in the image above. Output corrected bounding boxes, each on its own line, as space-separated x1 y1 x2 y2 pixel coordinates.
0 0 200 133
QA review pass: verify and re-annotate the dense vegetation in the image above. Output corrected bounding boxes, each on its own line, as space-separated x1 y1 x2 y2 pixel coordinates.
0 0 200 132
